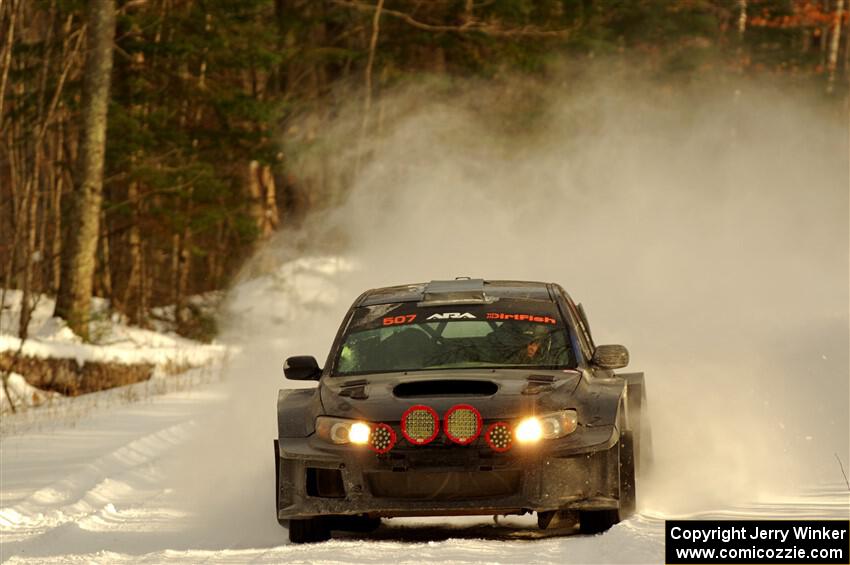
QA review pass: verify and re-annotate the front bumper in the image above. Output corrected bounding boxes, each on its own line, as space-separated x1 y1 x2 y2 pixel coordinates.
276 424 620 520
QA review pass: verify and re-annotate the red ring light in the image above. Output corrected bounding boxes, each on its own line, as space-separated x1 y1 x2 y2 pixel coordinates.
443 404 482 445
369 423 397 454
485 421 513 452
401 404 440 445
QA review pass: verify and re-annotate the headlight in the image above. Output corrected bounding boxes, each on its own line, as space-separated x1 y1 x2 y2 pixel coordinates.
315 416 371 445
349 422 371 444
515 410 578 444
539 409 578 438
515 417 543 443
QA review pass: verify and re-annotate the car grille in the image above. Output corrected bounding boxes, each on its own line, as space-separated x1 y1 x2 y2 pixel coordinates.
364 470 521 500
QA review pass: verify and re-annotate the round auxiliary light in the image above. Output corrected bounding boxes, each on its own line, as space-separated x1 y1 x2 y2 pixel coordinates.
485 422 513 452
444 404 482 445
401 405 440 445
369 423 397 454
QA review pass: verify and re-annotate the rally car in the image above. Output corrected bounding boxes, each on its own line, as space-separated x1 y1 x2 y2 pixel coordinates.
274 278 650 543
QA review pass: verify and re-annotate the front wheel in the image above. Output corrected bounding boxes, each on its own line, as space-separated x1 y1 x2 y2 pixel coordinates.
288 517 331 544
579 509 619 535
329 515 381 533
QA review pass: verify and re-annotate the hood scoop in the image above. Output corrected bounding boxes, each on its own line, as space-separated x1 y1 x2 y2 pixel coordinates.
523 374 555 395
393 380 498 398
339 379 368 400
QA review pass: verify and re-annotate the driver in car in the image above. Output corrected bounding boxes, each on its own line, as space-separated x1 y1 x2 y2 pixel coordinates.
507 324 551 364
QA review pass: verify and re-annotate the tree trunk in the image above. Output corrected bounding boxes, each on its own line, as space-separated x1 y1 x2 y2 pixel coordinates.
54 0 115 340
17 174 38 339
97 208 112 298
737 0 747 37
246 160 278 240
0 0 19 124
51 119 65 294
122 179 144 324
354 0 384 178
173 191 192 334
827 0 845 94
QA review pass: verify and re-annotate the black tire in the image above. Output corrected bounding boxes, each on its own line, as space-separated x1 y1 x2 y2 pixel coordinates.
538 509 579 530
579 509 619 535
579 431 636 534
329 515 381 533
537 510 557 529
288 517 331 544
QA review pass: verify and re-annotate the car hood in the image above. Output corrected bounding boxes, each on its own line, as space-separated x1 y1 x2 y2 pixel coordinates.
319 369 582 422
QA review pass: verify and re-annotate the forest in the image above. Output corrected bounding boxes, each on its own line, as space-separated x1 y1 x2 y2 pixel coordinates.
1 0 848 342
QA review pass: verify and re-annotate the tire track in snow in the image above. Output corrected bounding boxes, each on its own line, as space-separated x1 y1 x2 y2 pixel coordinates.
1 419 196 542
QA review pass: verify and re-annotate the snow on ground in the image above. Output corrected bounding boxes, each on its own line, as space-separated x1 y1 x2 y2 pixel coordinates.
0 373 61 414
0 362 223 436
1 257 848 564
0 366 846 564
0 290 226 369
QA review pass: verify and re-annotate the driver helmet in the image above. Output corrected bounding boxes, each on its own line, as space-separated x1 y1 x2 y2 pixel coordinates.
519 323 552 356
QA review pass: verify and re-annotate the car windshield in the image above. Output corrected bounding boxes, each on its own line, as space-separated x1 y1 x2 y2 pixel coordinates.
334 300 575 376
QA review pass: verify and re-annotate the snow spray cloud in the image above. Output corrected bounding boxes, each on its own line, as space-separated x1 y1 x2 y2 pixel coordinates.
288 71 848 512
177 65 847 541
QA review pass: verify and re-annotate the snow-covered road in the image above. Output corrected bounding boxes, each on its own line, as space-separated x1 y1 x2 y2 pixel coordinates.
3 254 849 564
1 375 847 564
3 79 850 563
0 360 850 563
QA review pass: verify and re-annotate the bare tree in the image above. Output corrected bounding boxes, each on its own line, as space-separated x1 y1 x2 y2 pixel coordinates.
737 0 747 37
354 0 384 177
827 0 845 94
54 0 116 339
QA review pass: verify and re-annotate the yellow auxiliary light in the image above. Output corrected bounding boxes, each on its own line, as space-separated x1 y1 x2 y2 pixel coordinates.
515 416 543 443
349 422 371 445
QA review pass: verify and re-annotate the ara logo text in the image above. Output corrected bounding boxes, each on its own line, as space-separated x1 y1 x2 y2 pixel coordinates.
426 312 477 320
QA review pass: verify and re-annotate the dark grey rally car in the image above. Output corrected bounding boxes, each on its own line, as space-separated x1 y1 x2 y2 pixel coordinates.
275 279 650 543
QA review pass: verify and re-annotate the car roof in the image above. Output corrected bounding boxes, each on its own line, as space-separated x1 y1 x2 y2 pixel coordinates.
356 279 555 306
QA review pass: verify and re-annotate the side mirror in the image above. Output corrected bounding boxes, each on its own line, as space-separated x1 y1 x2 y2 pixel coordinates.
283 356 322 380
591 344 629 370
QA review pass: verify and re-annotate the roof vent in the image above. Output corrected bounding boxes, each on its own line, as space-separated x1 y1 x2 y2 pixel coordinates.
418 279 497 306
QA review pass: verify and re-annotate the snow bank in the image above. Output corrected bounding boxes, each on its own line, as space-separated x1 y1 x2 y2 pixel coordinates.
1 290 226 368
0 290 228 421
0 373 59 411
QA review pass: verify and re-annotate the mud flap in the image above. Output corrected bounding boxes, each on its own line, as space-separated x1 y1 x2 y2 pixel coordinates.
579 431 635 534
274 439 286 527
623 372 653 476
618 431 636 518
